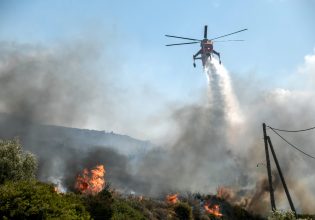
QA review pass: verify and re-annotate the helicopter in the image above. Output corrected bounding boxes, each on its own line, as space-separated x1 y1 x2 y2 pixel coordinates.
165 25 247 67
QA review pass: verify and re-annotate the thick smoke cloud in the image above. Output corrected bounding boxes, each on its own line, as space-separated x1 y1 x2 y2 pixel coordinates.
133 56 315 214
238 51 315 213
134 59 246 196
0 40 142 194
0 41 119 128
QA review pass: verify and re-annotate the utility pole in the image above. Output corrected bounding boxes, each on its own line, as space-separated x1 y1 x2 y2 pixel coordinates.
263 123 276 210
267 136 297 216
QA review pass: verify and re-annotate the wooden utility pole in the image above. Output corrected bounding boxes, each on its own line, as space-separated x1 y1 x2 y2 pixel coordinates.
263 123 276 210
267 136 297 215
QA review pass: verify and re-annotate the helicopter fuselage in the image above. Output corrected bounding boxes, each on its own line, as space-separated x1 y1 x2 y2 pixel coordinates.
200 39 214 66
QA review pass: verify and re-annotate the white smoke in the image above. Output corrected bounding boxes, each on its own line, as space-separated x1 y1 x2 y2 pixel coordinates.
173 55 315 213
133 58 251 196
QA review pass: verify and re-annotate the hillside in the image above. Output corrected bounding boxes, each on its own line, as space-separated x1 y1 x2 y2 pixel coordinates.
0 113 154 190
0 113 154 155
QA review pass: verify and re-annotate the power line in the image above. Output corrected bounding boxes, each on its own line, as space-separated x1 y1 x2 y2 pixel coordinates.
268 127 315 160
267 125 315 133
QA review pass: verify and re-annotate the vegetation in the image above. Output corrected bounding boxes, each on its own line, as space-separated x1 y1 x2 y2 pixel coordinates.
173 202 193 220
0 138 37 184
122 196 169 219
267 210 314 220
112 198 146 220
0 180 90 219
268 210 296 220
1 138 313 219
83 186 114 220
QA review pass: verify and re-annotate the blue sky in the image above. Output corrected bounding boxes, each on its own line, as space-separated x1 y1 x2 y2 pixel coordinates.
1 0 314 139
1 1 314 69
1 0 314 81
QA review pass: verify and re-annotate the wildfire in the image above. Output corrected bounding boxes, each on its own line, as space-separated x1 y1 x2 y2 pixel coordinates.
204 202 223 217
75 164 105 195
54 186 60 194
166 193 179 204
216 186 233 200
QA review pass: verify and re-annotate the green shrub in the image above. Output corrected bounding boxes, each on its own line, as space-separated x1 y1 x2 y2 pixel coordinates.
112 198 146 220
173 202 193 220
0 180 90 219
297 214 314 220
267 210 313 220
126 197 169 220
83 187 113 220
268 210 296 220
0 138 37 184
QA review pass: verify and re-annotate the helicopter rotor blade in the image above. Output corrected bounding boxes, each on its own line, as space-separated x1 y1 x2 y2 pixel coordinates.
166 42 200 46
165 35 201 42
213 40 244 42
210 29 247 41
204 25 208 39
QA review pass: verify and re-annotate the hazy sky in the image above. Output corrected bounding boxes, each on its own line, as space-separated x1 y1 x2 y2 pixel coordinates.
0 0 314 140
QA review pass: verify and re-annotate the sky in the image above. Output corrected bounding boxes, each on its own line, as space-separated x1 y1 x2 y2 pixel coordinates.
0 0 314 141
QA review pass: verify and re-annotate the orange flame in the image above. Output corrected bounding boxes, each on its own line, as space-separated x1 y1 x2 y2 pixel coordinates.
166 193 179 204
54 186 59 193
75 165 105 195
204 202 223 217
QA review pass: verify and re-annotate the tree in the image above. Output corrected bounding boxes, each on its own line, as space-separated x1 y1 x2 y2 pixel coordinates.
0 180 90 219
0 138 37 184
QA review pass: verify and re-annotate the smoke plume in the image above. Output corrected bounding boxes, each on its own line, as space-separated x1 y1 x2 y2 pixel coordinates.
0 41 105 126
133 57 315 214
133 58 247 196
0 40 143 194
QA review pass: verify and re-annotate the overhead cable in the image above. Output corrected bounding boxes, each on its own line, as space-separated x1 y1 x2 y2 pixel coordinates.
269 127 315 160
267 125 315 133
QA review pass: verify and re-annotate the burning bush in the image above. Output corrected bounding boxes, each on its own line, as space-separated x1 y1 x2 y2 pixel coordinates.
204 202 223 217
166 193 179 204
75 164 105 195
